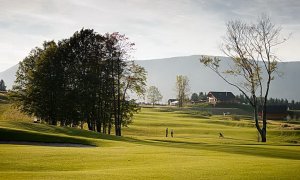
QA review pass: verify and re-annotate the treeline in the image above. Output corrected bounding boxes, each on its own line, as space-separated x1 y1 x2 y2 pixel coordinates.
236 94 300 110
190 92 207 102
10 29 147 136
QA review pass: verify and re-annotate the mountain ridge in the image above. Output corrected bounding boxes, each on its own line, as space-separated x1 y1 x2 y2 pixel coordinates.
1 55 300 102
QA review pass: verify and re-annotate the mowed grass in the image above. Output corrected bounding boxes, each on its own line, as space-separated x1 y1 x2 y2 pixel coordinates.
0 106 300 179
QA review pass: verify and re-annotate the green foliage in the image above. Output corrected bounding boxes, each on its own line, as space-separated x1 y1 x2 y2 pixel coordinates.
190 93 199 102
0 107 300 179
10 29 147 136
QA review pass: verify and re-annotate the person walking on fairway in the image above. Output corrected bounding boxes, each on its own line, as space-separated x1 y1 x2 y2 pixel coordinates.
166 128 168 137
171 129 174 137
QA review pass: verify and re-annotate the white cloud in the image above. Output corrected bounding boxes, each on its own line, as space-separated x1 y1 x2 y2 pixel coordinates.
0 0 299 71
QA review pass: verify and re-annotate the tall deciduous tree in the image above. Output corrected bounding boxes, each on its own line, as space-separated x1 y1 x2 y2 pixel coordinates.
200 15 287 142
11 29 146 136
176 75 189 107
147 86 163 107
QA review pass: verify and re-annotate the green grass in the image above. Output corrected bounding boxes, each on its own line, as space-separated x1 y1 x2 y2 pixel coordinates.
0 106 300 179
0 92 9 102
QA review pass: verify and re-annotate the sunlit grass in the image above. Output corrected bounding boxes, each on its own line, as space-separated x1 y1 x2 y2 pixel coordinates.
0 106 300 179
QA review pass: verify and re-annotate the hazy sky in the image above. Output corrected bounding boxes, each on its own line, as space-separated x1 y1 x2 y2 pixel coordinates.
1 0 300 71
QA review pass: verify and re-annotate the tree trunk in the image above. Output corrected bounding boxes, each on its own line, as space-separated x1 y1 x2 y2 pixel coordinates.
80 121 83 129
51 118 57 126
96 120 101 133
108 117 112 135
116 59 122 136
103 123 107 134
261 128 267 142
87 118 92 130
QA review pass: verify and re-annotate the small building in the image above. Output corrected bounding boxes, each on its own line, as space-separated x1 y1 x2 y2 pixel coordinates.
168 99 178 106
258 105 288 120
207 91 235 105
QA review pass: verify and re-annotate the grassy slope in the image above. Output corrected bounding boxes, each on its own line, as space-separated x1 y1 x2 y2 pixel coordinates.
0 104 103 146
0 106 300 179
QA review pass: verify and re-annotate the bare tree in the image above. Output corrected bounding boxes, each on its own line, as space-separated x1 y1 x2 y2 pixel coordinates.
176 75 189 107
200 15 288 142
147 86 163 107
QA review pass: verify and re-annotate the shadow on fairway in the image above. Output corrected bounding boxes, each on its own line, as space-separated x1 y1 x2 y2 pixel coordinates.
2 121 300 160
119 137 300 161
0 141 96 147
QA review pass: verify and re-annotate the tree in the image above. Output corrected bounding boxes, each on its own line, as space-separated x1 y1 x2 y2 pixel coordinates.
11 28 146 136
147 86 163 106
200 15 287 142
190 93 199 102
0 79 6 91
30 41 61 125
176 75 189 107
198 92 206 101
105 32 147 136
120 61 147 131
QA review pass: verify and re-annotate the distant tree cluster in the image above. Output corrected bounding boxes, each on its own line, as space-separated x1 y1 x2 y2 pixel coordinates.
236 94 300 110
11 29 147 136
288 101 300 110
235 94 249 104
190 92 207 102
0 79 6 91
268 98 289 105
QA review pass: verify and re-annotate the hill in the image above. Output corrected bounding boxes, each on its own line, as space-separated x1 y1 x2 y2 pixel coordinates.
1 55 300 102
0 64 18 90
135 55 300 102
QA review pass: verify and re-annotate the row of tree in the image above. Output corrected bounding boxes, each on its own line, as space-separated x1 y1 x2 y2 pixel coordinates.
11 29 147 136
190 92 207 102
236 94 300 109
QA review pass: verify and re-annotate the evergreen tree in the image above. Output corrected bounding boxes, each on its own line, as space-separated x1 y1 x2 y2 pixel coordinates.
191 93 199 102
0 79 6 91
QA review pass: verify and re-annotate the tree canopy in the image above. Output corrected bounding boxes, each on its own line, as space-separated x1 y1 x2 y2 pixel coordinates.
11 29 147 136
190 93 199 102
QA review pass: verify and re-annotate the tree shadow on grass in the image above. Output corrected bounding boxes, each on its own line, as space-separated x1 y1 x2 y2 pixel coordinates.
4 121 116 140
0 141 95 147
119 137 300 160
3 121 300 160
